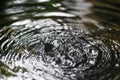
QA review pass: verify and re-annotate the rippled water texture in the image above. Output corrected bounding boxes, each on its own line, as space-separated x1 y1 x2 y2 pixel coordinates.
0 0 120 80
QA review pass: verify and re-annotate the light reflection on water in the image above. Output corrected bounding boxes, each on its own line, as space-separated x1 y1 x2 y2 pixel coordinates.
0 0 120 80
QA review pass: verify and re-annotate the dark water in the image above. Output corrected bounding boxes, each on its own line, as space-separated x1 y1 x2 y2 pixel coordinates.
0 0 120 80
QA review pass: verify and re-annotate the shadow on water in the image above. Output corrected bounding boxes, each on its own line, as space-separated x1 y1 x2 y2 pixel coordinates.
0 0 120 80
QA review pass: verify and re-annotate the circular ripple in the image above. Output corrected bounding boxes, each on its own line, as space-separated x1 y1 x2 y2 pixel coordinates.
0 19 120 80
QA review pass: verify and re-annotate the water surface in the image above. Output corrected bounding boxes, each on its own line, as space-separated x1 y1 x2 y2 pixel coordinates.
0 0 120 80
